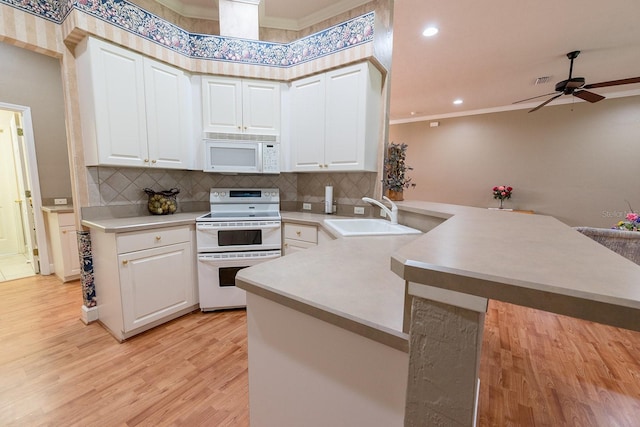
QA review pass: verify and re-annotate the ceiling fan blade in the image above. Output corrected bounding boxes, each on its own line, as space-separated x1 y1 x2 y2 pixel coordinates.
584 77 640 89
528 93 563 113
573 90 605 103
513 92 559 104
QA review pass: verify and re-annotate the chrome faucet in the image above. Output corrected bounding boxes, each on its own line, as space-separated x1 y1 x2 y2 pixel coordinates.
362 196 398 224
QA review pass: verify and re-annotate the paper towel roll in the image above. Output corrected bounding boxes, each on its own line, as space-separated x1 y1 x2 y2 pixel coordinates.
324 185 333 214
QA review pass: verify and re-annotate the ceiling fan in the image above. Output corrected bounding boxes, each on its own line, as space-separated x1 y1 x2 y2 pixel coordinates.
514 50 640 113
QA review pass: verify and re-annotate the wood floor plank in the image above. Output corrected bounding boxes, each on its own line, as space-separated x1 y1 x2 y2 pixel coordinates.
1 275 640 426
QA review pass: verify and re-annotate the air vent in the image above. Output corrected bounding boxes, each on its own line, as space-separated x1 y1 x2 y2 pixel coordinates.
204 132 278 143
534 76 551 85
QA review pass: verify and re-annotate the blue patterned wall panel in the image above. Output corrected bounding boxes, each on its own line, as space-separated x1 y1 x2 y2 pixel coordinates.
0 0 374 66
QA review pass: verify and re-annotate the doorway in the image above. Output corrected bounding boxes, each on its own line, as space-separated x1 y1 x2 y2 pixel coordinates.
0 104 50 282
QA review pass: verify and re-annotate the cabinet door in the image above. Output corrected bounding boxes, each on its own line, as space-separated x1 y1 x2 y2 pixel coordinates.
242 80 281 135
86 38 149 167
60 225 81 279
144 58 191 169
290 74 326 171
119 242 195 332
202 76 243 134
324 64 367 170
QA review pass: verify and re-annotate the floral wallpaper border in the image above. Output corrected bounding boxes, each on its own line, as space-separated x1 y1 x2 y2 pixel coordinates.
1 0 374 67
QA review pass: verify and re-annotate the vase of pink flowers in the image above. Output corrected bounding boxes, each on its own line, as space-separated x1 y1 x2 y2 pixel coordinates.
615 212 640 231
492 185 513 209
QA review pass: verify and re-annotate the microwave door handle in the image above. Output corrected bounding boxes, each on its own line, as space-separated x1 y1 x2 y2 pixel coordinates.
256 143 263 173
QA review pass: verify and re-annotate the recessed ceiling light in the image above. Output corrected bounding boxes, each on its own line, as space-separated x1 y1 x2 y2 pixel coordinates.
453 99 463 105
422 27 439 37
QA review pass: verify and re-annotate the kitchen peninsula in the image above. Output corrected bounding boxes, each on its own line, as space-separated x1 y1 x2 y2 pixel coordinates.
236 201 640 426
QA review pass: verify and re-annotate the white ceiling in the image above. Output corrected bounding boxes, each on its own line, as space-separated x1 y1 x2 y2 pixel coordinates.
156 0 640 122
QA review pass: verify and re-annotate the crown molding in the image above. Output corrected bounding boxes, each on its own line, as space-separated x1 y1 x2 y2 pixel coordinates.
154 0 220 21
390 89 640 125
145 0 370 30
259 0 370 31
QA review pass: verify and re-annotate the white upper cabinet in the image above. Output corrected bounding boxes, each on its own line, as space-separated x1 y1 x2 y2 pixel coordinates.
289 74 326 170
76 37 192 169
289 62 382 172
201 76 281 136
143 59 192 169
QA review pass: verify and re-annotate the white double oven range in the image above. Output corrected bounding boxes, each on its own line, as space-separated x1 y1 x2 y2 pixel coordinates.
196 188 282 311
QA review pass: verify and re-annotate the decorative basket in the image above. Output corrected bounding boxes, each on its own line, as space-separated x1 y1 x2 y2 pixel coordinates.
144 188 179 215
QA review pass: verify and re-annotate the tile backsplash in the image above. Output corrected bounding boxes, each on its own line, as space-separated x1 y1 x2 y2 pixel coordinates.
86 166 378 215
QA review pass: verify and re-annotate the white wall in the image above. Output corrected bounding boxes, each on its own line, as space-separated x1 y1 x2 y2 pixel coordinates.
390 95 640 227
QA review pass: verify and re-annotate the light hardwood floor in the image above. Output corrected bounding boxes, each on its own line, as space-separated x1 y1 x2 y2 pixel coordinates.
1 274 639 426
0 275 248 426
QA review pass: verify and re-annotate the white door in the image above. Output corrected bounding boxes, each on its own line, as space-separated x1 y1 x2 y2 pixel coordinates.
0 111 21 255
324 65 365 170
290 74 326 171
10 114 38 272
0 110 38 273
90 38 148 167
0 103 50 275
242 80 281 135
201 76 243 134
119 242 194 332
143 58 190 169
60 225 81 278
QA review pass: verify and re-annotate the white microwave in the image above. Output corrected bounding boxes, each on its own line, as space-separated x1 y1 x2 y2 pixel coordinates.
203 140 280 174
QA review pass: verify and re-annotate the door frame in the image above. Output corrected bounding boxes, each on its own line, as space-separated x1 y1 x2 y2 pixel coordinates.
0 101 51 275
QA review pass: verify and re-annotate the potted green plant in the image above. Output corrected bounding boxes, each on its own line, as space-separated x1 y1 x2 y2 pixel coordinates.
384 142 415 201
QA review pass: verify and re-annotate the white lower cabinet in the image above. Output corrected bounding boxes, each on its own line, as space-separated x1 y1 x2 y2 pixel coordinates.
283 222 331 255
45 211 80 282
91 224 198 341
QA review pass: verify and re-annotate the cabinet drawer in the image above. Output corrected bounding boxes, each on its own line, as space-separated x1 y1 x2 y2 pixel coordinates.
283 223 317 243
58 212 76 227
117 225 191 254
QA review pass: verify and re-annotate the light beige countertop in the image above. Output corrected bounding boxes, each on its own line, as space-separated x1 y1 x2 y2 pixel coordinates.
391 201 640 332
42 205 75 214
81 212 206 233
280 211 348 236
236 233 418 352
82 210 342 233
238 200 640 352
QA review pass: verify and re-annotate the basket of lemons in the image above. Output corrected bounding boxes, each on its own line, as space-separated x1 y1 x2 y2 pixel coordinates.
144 188 179 215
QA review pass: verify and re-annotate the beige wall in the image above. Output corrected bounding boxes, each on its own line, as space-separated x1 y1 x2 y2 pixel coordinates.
0 42 72 202
390 95 640 227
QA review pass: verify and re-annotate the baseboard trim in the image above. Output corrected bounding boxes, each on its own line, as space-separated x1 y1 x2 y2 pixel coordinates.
80 305 99 324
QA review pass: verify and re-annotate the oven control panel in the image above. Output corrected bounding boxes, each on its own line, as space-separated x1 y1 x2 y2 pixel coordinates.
209 188 279 204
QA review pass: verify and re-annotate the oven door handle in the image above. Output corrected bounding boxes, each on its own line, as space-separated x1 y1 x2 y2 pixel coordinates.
198 253 281 262
197 222 281 231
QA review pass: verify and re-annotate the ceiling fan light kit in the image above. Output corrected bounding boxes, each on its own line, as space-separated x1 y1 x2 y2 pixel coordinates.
514 50 640 113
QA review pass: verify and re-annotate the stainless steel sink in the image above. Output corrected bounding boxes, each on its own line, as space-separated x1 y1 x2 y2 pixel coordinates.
324 218 422 237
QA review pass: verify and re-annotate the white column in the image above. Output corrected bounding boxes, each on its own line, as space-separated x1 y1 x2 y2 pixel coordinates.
219 0 260 40
405 282 488 426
